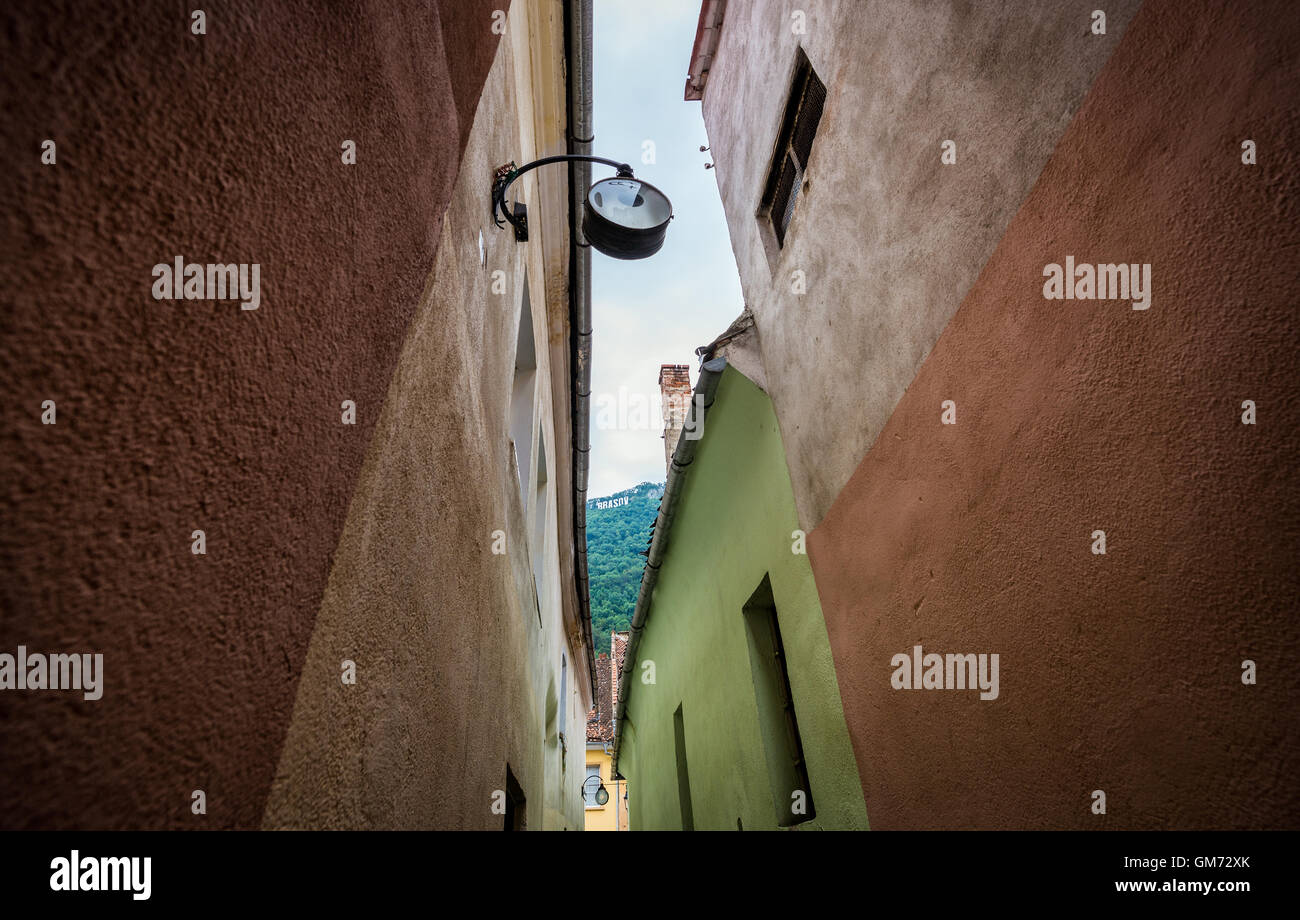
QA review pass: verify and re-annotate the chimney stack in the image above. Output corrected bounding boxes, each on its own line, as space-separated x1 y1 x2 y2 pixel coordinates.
658 365 692 473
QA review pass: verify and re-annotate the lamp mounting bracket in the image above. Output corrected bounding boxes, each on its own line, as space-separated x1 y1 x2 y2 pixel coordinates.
492 155 635 242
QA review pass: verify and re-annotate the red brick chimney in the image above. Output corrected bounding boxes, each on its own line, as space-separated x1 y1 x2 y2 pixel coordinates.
658 365 692 472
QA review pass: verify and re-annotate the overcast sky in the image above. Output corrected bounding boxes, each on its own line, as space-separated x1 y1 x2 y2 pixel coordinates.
587 0 745 499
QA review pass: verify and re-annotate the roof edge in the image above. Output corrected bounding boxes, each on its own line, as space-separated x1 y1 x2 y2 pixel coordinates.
684 0 726 101
612 355 728 771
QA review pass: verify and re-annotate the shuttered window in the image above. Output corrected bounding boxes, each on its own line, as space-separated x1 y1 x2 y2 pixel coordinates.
761 50 826 248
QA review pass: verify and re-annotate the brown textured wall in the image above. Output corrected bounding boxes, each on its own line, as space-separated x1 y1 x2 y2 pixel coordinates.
0 0 502 828
808 0 1300 829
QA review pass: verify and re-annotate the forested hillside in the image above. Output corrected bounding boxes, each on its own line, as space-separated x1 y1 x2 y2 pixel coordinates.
585 481 664 657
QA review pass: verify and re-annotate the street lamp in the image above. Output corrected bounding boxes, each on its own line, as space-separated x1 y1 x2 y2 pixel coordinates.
581 772 610 806
492 156 674 260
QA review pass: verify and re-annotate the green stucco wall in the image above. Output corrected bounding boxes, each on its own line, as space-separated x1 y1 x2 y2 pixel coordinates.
618 366 868 830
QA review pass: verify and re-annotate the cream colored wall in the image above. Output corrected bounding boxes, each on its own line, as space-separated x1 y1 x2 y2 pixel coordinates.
262 0 590 830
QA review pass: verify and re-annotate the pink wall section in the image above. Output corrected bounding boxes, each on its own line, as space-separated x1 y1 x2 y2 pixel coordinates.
808 0 1299 829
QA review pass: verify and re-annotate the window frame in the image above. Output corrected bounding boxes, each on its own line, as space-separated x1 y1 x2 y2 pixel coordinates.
583 763 603 809
758 48 826 252
742 574 816 828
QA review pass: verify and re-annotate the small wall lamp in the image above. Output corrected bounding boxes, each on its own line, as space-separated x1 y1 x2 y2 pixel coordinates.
581 772 610 806
492 155 674 260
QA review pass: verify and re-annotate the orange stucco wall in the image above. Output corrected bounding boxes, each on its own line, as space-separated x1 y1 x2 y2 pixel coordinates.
808 0 1298 828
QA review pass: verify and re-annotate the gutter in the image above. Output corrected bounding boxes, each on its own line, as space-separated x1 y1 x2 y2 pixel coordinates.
611 355 728 771
565 0 598 695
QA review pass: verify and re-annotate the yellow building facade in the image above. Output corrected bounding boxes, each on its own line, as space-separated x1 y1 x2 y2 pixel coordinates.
584 632 629 831
583 744 629 831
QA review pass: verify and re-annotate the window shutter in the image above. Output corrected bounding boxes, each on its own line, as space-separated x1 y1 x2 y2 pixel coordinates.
761 50 826 249
791 71 825 170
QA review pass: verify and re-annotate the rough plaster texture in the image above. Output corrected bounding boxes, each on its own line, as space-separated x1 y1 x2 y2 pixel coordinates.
0 0 508 828
700 0 1141 530
263 2 590 829
620 367 867 831
807 0 1300 829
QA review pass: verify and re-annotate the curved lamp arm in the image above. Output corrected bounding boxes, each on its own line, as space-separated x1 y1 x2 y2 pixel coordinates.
580 771 610 806
492 154 635 241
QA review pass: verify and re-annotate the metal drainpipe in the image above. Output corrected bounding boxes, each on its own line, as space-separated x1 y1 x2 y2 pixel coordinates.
611 356 728 772
567 0 597 696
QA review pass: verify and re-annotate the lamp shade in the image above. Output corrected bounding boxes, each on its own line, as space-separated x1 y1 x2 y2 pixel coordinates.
582 177 673 260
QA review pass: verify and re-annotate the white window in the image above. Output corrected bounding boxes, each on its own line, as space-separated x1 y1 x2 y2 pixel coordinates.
510 276 537 499
532 431 549 609
558 653 567 739
584 764 603 808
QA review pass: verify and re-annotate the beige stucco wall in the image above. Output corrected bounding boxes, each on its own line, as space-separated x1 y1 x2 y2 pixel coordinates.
262 0 591 829
700 0 1141 529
